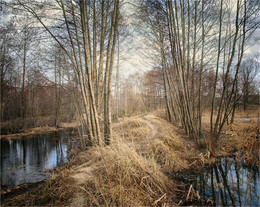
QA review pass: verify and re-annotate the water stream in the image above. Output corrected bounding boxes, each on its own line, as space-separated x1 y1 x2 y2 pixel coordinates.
1 130 74 189
177 157 260 206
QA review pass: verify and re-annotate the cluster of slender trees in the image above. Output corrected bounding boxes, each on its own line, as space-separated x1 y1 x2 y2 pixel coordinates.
3 0 121 146
137 0 260 148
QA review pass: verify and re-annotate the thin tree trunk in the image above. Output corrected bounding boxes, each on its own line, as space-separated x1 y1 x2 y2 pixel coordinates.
22 39 27 127
104 0 119 145
80 0 101 144
191 0 197 121
210 0 223 133
198 0 205 138
213 0 241 140
116 34 120 119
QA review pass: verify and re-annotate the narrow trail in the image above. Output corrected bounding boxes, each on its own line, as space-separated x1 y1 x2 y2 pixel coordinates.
139 115 159 142
70 114 161 206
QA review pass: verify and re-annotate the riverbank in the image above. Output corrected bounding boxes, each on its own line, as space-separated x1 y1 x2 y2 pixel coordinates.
0 122 79 140
2 110 259 206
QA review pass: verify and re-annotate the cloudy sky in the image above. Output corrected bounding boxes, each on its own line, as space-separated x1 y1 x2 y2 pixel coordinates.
245 28 260 56
1 0 259 78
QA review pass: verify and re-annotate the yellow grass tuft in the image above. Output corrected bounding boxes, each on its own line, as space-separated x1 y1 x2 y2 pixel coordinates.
151 139 188 171
69 140 175 206
112 117 150 143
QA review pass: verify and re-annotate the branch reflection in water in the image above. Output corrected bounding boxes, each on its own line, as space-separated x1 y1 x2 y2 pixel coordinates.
1 130 74 189
189 157 259 206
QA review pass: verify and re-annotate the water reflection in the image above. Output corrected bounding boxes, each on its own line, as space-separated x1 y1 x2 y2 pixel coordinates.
1 131 71 189
190 157 259 206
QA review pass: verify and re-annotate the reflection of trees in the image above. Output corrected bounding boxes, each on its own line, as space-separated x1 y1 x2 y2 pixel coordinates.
193 158 259 206
55 132 66 166
22 139 26 165
1 132 70 188
234 160 242 206
217 163 234 205
210 168 216 205
214 165 227 206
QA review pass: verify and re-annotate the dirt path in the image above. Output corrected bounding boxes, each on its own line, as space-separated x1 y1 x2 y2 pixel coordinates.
70 115 159 182
69 115 160 205
139 115 159 142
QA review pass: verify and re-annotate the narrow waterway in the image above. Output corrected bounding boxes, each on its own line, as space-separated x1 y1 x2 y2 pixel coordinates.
177 157 259 206
1 130 74 189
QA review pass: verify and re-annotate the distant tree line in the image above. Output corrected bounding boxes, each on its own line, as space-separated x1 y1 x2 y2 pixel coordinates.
110 68 165 118
0 23 77 134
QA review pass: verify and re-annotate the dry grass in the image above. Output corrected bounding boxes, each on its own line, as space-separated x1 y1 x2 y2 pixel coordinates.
0 122 78 140
2 170 75 206
0 126 63 140
71 144 175 206
1 111 218 206
216 121 259 165
199 107 259 165
112 117 150 143
69 115 182 206
234 105 260 118
139 113 197 172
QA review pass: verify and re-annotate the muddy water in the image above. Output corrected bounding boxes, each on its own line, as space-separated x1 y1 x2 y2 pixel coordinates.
1 130 73 189
178 157 259 206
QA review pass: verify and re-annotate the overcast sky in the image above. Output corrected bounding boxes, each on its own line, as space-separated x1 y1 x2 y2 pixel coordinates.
1 0 259 78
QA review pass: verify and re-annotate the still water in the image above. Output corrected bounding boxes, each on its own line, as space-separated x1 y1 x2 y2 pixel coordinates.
1 131 72 189
181 157 260 206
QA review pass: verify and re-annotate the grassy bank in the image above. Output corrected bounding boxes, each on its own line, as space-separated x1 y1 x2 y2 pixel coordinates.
2 110 259 206
0 115 78 136
0 121 79 140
